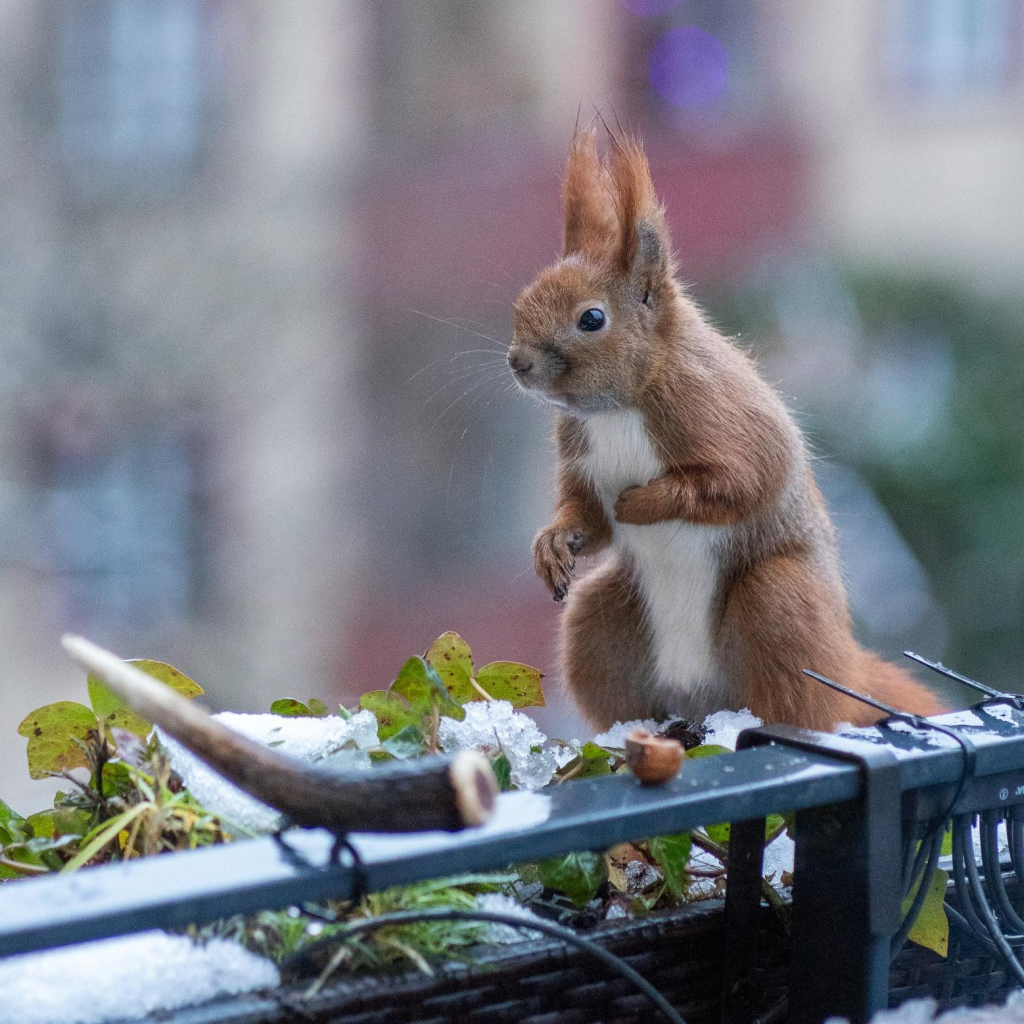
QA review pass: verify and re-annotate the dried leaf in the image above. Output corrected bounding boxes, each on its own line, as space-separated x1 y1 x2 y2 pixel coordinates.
475 662 545 709
17 702 98 779
424 632 476 702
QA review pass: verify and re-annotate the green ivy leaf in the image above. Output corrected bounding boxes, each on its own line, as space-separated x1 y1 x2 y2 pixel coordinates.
475 662 546 709
578 742 614 778
25 810 55 841
538 850 606 907
649 833 692 897
424 632 476 701
306 698 330 718
941 825 953 857
381 724 426 760
686 744 731 759
904 867 949 957
359 691 420 741
270 699 312 717
88 660 203 738
390 657 464 721
18 702 98 779
492 754 513 792
704 822 731 844
705 813 787 847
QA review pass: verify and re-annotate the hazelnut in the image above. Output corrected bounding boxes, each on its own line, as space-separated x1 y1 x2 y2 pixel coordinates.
624 728 684 784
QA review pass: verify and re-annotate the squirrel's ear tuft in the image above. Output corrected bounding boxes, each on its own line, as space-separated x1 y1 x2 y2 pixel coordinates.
607 134 672 296
562 126 617 259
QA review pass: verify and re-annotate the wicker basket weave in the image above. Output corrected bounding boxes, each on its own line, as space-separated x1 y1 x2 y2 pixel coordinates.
163 888 1016 1024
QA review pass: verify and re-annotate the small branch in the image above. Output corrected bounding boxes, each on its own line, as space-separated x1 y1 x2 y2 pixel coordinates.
689 830 790 933
0 856 50 875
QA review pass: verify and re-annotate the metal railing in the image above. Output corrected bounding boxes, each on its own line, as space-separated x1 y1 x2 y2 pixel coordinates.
5 694 1024 1024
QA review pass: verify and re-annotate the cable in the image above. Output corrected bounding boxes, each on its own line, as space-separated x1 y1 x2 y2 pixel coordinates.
954 816 1024 986
891 827 943 958
800 668 977 963
979 810 1024 938
281 907 686 1024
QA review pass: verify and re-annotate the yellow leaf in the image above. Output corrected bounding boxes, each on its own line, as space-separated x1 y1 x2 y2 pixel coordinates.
904 867 949 957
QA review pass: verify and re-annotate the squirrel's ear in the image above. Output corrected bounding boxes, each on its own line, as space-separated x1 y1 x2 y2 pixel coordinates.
562 127 617 260
608 135 672 298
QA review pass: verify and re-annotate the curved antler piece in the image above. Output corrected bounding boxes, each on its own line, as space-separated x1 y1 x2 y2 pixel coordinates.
60 634 497 833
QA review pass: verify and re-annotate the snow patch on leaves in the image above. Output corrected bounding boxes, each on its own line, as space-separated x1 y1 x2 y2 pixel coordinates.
437 700 557 790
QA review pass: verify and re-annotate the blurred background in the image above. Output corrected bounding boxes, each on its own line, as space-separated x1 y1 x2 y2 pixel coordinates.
2 0 1023 811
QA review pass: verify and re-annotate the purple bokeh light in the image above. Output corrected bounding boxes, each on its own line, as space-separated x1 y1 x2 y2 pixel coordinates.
618 0 681 15
648 26 729 110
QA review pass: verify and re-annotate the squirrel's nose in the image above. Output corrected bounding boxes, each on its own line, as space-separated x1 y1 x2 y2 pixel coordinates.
508 349 534 375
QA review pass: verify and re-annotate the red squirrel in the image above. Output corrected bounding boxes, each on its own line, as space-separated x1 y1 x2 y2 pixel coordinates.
508 128 945 732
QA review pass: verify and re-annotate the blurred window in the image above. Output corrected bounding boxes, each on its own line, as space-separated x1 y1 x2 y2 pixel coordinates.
30 398 211 629
56 0 204 169
886 0 1016 97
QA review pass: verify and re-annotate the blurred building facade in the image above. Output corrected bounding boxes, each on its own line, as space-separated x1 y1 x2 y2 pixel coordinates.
2 0 1023 809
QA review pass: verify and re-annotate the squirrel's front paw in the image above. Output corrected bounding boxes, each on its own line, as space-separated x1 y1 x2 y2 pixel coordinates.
533 526 584 602
614 480 669 525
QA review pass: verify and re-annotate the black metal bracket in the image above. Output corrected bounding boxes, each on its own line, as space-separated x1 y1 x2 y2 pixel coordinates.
722 725 902 1024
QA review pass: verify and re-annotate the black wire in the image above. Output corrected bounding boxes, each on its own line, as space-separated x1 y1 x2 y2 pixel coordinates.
979 810 1024 939
282 908 687 1024
955 816 1024 986
800 667 978 962
1011 812 1024 886
891 826 943 958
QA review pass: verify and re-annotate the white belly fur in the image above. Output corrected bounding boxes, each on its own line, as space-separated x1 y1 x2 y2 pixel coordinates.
578 410 729 705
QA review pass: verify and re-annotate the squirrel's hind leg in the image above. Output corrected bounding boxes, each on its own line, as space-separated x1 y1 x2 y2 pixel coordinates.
559 558 664 731
718 554 872 730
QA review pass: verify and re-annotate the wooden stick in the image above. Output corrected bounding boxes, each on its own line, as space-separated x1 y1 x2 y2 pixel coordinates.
61 635 497 833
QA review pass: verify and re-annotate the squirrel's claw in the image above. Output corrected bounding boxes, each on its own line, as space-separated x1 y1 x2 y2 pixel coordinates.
533 524 583 603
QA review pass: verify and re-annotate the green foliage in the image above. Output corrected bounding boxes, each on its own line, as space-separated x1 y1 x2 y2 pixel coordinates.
424 632 545 709
381 725 426 760
538 851 606 908
390 657 464 721
491 754 513 791
686 744 731 759
424 632 477 701
88 660 203 738
358 691 421 741
17 702 98 780
649 833 692 897
474 662 545 709
270 699 315 717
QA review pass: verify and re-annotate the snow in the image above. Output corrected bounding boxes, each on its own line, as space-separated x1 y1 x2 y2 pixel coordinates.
763 832 795 883
931 709 985 728
0 930 278 1024
592 719 664 748
702 708 762 749
474 893 544 943
437 700 557 790
830 988 1024 1022
159 709 379 832
984 702 1018 724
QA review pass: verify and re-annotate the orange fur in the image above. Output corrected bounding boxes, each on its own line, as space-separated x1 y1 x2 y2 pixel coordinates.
511 127 945 732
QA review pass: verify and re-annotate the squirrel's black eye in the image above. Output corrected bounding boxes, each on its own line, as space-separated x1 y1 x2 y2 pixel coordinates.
577 308 605 332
